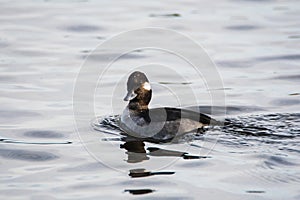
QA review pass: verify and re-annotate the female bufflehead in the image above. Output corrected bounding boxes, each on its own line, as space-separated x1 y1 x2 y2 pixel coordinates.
119 71 220 142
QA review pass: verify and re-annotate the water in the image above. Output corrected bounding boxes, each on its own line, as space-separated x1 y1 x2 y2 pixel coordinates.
1 0 300 199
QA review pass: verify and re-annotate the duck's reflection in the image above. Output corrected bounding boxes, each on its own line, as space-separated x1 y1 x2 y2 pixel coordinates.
120 138 209 163
129 168 175 178
120 140 149 163
124 168 174 196
124 189 155 195
97 116 212 196
102 135 210 196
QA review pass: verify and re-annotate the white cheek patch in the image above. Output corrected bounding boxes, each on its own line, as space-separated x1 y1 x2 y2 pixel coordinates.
143 82 151 91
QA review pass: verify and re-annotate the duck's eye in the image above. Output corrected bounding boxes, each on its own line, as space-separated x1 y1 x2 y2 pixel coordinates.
142 82 151 91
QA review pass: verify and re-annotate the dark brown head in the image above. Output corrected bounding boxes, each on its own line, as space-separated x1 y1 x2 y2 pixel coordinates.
124 71 152 110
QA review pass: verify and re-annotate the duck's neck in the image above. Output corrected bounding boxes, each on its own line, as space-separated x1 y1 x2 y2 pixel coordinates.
128 89 152 113
128 100 149 112
128 99 151 124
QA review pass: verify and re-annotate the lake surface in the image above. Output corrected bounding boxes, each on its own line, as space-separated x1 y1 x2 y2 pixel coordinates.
0 0 299 199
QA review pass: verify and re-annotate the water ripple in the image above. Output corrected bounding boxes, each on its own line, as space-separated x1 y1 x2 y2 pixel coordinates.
24 130 64 138
222 113 300 139
0 138 72 145
64 24 101 32
225 25 260 31
93 113 300 145
0 149 59 161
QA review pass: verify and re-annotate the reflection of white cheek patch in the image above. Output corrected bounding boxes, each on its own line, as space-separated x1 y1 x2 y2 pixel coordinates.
143 82 151 91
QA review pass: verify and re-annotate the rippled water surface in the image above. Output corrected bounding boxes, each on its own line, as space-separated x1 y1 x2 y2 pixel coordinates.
1 0 300 199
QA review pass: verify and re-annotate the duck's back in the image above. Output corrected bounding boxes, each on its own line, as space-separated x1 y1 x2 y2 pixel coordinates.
149 107 216 125
120 106 219 141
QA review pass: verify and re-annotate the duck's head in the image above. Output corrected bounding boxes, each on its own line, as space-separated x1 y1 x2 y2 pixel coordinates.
124 71 152 108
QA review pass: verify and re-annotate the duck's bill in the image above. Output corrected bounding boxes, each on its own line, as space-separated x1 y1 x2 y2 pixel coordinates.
123 91 137 101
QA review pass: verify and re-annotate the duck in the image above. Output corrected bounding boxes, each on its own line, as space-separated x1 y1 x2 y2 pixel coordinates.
119 71 220 142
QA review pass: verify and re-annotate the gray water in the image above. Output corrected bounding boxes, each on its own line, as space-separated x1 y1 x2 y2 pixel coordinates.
1 0 300 199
